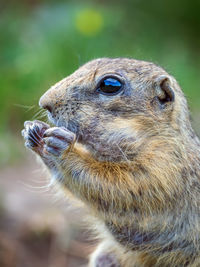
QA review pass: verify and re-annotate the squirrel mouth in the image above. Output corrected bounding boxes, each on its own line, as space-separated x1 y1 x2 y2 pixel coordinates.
46 112 58 127
46 112 80 136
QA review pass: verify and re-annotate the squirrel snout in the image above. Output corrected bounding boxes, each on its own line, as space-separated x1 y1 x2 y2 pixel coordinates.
39 94 53 113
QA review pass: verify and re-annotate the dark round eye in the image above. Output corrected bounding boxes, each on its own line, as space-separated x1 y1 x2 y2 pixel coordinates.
97 77 123 95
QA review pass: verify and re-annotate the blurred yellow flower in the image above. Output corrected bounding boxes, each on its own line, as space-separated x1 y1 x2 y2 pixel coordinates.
75 8 103 36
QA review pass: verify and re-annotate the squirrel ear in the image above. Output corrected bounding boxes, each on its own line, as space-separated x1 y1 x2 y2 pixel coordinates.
154 76 175 107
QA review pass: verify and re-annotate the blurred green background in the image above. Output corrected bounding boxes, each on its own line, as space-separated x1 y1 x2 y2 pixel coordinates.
0 0 200 165
0 1 200 266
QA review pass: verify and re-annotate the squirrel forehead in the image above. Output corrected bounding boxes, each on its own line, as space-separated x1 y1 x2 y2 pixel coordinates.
76 58 166 80
49 58 169 94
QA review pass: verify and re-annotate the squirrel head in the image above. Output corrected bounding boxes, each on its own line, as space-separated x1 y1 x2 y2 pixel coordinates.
39 58 189 162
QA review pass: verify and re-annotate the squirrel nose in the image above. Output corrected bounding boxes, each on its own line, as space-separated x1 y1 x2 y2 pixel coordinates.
39 95 53 113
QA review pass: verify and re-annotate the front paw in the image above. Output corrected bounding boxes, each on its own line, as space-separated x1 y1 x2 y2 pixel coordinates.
43 127 76 157
22 120 50 155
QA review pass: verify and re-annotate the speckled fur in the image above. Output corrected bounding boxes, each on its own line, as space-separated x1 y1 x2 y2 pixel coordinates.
23 58 200 266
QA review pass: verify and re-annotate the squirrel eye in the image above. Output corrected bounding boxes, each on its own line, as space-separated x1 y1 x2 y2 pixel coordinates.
97 77 122 95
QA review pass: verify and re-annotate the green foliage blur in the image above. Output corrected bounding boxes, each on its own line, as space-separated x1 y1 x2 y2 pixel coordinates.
0 0 200 164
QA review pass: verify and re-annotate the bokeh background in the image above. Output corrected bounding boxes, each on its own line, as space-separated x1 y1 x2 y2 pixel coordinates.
0 0 200 266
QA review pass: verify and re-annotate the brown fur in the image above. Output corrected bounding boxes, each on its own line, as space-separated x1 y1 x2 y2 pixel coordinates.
25 58 200 266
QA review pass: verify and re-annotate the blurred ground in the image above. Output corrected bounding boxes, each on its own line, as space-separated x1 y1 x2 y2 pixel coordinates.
0 151 95 267
0 1 200 266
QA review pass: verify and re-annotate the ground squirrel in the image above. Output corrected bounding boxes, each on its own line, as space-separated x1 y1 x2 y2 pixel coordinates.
22 58 200 266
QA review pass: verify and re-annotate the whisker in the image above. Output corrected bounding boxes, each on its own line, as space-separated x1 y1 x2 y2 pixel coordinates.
79 108 90 116
18 180 53 193
32 108 46 119
116 143 131 164
13 104 35 113
37 112 47 119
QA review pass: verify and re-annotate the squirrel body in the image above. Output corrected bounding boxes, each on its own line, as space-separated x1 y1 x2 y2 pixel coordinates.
22 58 200 266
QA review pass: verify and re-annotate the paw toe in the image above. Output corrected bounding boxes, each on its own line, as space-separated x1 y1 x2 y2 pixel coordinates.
44 127 75 143
44 136 68 150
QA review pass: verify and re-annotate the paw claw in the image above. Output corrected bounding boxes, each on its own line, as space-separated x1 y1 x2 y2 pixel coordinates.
25 141 34 149
24 120 33 127
21 129 25 137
